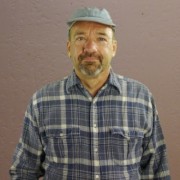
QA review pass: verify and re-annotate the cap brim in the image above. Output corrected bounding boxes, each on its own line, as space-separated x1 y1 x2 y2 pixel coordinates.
67 17 116 28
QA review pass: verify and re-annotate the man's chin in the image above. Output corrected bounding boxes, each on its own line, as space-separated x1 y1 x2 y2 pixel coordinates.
80 68 102 78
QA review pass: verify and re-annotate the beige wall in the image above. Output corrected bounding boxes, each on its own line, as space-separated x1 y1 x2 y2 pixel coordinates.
0 0 180 179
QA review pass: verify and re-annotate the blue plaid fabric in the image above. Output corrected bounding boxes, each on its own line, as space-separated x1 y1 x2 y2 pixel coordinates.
10 71 170 179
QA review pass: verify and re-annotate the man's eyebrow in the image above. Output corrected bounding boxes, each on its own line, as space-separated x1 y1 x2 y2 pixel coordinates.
96 32 108 36
74 31 85 36
74 31 108 36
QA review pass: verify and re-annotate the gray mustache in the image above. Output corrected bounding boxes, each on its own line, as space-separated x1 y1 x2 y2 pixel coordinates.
78 52 102 61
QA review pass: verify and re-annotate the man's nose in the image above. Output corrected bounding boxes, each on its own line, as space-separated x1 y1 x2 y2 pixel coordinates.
83 39 97 53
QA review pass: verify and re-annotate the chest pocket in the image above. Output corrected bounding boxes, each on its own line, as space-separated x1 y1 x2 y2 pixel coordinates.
43 128 81 163
110 128 144 166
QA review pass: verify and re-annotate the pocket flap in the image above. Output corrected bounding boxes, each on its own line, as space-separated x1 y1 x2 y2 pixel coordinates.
111 127 144 139
128 130 144 138
46 128 80 137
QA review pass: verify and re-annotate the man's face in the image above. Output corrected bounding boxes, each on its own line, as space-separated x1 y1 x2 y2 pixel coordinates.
67 21 117 78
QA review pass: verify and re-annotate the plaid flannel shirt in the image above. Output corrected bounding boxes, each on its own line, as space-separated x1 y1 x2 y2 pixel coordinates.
10 71 170 179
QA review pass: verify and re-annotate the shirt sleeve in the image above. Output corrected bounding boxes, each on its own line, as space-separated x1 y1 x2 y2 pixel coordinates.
140 96 171 180
9 97 45 179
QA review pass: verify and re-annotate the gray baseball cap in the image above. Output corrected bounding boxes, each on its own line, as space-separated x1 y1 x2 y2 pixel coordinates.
67 7 116 30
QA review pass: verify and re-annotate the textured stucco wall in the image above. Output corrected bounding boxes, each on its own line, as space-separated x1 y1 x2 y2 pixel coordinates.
0 0 180 179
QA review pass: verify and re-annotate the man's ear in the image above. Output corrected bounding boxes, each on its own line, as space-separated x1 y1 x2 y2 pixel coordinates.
112 40 117 57
67 41 71 58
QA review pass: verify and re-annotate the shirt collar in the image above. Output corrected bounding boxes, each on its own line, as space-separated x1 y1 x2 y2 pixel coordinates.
66 70 122 93
66 71 81 93
108 69 122 93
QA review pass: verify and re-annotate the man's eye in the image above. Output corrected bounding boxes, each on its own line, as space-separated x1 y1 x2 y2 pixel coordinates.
98 37 107 41
76 37 85 41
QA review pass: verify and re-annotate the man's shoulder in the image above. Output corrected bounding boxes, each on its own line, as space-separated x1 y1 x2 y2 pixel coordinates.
113 72 152 95
34 75 69 98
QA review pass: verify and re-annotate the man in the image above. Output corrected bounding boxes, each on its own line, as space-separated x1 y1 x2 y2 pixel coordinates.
10 7 170 179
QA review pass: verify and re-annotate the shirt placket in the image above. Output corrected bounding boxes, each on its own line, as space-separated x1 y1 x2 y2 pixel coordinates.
90 96 100 179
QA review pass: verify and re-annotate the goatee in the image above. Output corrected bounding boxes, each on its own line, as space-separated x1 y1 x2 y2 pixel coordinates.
78 52 103 77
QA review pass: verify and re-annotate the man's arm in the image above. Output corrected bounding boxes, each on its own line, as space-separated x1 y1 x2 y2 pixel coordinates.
140 98 170 179
9 99 45 179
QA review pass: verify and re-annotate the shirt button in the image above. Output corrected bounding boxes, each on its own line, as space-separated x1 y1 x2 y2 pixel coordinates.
94 148 98 153
94 123 97 128
60 133 63 137
95 175 99 179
